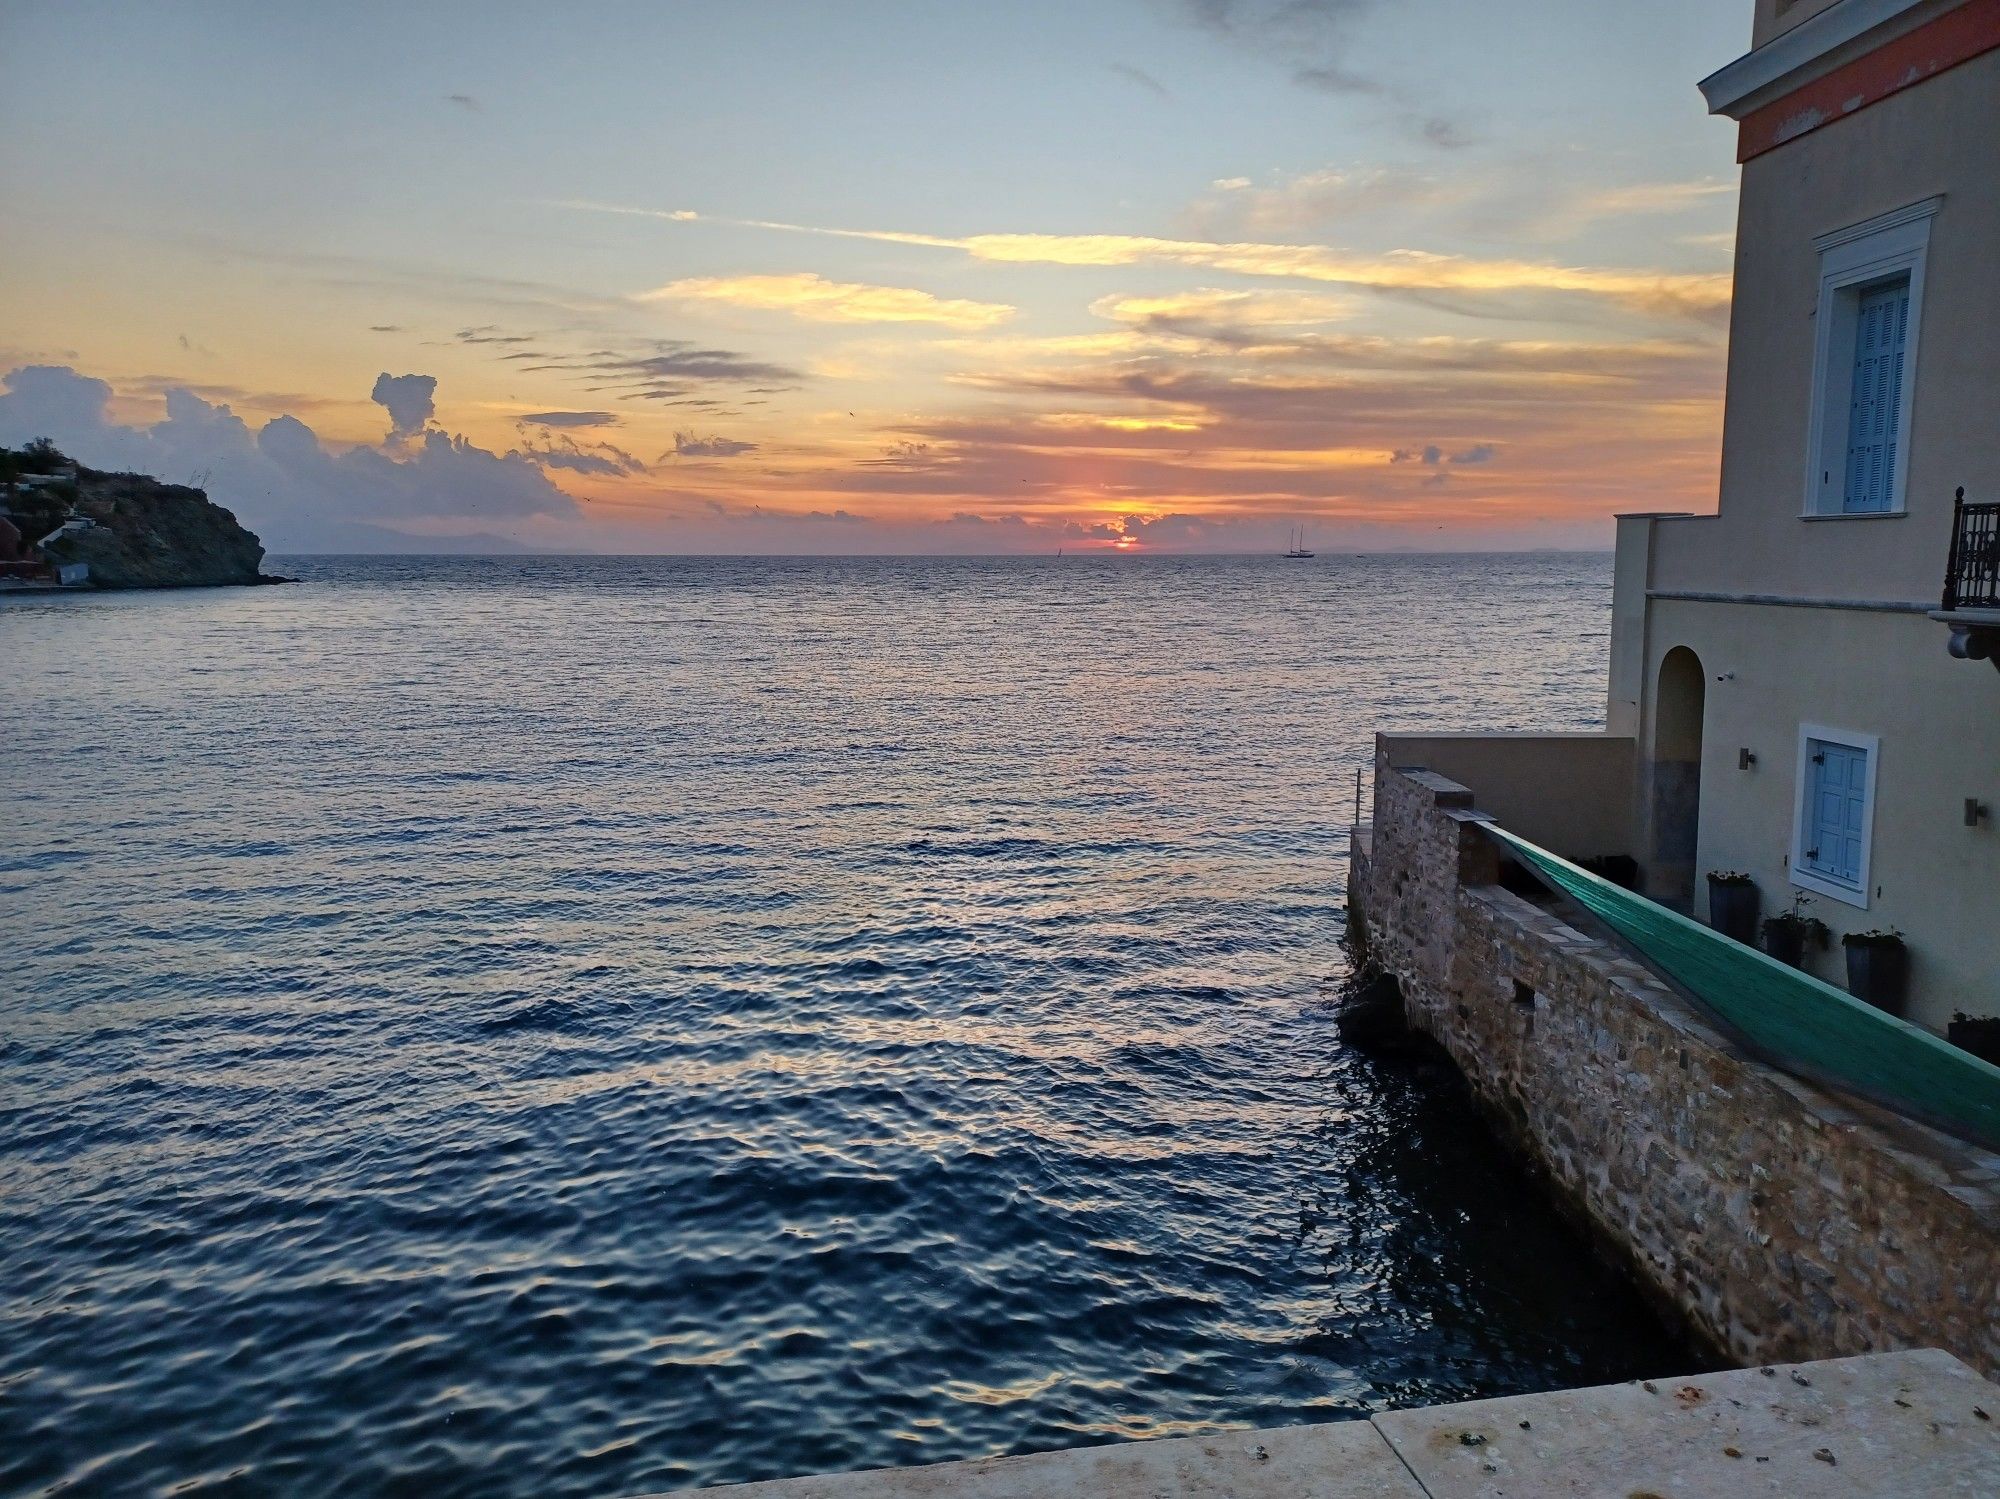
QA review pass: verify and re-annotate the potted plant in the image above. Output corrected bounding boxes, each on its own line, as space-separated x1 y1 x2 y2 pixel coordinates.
1841 928 1909 1016
1947 1013 2000 1066
1705 871 1759 945
1760 892 1829 969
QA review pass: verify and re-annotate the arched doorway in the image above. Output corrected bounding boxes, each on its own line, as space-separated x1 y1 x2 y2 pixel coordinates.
1649 646 1706 911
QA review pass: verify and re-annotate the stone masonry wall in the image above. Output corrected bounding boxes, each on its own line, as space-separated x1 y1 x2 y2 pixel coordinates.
1353 754 2000 1377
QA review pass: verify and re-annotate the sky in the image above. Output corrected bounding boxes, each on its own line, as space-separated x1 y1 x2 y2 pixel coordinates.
0 0 1752 553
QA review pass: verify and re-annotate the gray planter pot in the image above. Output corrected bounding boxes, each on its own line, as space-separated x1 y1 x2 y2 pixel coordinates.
1706 878 1759 945
1843 940 1909 1016
1947 1014 2000 1064
1762 922 1807 968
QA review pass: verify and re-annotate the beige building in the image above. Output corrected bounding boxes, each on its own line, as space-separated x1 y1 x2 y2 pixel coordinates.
1387 0 2000 1033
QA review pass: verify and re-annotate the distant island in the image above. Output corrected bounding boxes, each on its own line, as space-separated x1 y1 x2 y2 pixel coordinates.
0 440 285 590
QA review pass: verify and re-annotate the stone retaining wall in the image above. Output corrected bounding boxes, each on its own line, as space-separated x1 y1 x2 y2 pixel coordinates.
1351 753 2000 1377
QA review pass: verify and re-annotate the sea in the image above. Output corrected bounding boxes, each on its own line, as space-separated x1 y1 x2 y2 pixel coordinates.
0 553 1692 1497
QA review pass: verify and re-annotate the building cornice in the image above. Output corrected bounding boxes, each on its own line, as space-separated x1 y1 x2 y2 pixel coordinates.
1712 0 2000 160
1699 0 1936 117
1811 195 1945 252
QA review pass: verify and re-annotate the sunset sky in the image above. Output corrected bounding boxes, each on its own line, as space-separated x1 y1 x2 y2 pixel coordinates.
0 0 1749 553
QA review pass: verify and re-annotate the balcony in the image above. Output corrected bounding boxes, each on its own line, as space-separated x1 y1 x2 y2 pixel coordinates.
1934 487 2000 668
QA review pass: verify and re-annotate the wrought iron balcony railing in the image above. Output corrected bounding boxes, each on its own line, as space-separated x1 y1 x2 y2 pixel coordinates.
1942 487 2000 611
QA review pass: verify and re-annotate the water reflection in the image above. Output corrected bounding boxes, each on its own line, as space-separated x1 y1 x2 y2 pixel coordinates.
1 554 1690 1496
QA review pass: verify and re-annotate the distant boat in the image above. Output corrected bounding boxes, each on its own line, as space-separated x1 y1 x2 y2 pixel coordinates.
1284 526 1314 559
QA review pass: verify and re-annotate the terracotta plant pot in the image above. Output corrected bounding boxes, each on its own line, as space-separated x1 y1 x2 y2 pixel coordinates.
1706 875 1759 945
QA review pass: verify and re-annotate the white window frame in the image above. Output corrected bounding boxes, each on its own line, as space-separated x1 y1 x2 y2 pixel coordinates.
1801 196 1940 518
1789 723 1879 910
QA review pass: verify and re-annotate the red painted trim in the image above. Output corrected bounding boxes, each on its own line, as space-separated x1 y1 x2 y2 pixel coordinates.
1738 0 2000 161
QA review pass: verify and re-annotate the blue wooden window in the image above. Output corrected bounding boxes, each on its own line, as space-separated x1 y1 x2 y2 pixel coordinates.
1803 738 1868 887
1842 276 1910 513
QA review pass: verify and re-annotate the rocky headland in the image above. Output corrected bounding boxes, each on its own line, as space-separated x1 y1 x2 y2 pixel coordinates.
1 442 286 589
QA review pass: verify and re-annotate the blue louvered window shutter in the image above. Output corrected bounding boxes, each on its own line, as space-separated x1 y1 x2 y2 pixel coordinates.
1842 277 1910 513
1803 739 1868 886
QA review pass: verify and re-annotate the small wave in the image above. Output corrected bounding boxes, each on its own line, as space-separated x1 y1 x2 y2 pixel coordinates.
0 551 1687 1498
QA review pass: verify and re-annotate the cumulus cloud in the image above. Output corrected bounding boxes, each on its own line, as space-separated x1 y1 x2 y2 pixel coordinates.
641 272 1015 329
523 447 636 476
518 429 648 475
0 365 579 551
670 432 758 458
370 371 437 440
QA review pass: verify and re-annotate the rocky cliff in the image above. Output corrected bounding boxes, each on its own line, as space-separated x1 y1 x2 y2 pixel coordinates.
21 458 279 588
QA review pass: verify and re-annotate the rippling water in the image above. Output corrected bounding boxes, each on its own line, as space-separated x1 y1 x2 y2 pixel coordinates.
1 554 1691 1497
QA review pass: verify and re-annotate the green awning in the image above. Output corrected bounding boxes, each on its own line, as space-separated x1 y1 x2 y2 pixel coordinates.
1489 825 2000 1151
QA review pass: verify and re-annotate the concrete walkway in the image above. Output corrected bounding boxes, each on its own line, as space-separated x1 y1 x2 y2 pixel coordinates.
650 1348 2000 1497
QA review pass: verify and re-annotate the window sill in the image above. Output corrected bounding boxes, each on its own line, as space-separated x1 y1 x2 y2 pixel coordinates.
1799 510 1907 521
1792 868 1870 910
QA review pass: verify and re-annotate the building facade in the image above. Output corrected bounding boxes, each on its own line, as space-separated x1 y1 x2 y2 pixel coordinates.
1364 0 1999 1034
1344 0 2000 1383
1607 0 2000 1030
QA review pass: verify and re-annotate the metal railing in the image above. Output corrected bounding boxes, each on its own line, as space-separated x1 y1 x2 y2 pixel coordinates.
1942 487 2000 610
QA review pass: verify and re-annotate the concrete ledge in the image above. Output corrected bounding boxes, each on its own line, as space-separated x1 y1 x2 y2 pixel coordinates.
647 1349 2000 1497
653 1420 1422 1498
1398 767 1476 806
1377 1348 1999 1497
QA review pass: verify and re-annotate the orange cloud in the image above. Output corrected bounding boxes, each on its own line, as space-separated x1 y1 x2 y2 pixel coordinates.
639 272 1014 329
1090 288 1358 327
574 203 1732 322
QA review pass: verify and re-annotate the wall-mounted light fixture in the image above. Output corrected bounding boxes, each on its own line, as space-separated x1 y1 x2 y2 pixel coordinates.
1966 799 1989 828
1738 748 1757 770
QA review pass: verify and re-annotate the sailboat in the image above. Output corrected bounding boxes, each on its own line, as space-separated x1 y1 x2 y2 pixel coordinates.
1284 525 1314 559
